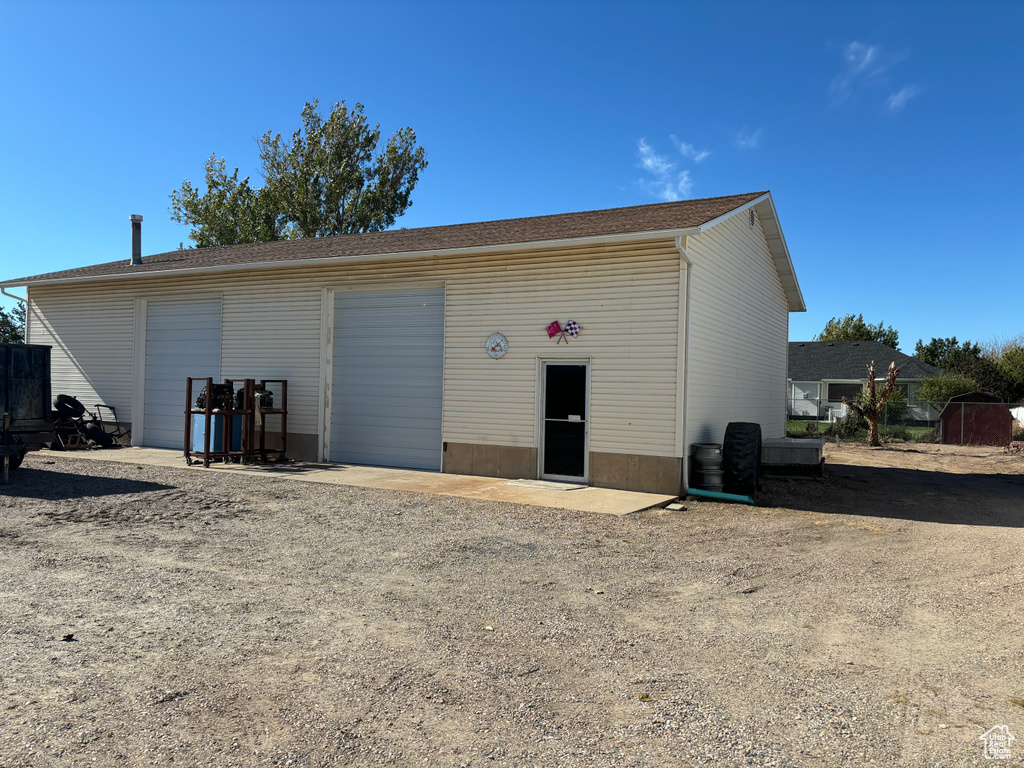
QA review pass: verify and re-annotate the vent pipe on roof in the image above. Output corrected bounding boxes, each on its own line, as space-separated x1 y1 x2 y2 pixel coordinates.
130 214 143 265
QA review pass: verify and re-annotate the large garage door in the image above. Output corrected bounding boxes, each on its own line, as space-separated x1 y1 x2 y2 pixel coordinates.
143 298 222 449
330 288 444 470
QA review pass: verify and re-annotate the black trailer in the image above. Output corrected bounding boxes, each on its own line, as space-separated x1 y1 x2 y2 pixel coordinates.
1 343 54 481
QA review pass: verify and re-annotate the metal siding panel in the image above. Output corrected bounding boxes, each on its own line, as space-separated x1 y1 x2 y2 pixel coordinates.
143 299 222 449
330 288 444 469
684 211 789 449
27 293 135 419
28 238 684 457
220 290 328 436
441 245 680 455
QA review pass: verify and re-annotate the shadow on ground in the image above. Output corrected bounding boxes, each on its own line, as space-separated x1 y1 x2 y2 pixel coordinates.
761 462 1024 527
1 465 173 500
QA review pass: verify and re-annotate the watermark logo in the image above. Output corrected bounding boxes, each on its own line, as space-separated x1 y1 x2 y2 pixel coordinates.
981 725 1015 760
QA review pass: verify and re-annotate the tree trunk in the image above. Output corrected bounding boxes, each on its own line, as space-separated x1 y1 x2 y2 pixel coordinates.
867 415 881 447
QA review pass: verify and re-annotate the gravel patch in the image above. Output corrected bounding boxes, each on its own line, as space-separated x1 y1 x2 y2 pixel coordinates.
1 447 1023 766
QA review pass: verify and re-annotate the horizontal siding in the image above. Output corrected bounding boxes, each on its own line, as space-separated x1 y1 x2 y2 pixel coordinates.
685 210 789 449
27 239 682 455
442 242 680 455
27 292 135 419
220 289 322 435
28 217 795 460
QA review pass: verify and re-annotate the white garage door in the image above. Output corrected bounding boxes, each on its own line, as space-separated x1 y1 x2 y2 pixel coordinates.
143 298 222 449
330 288 444 470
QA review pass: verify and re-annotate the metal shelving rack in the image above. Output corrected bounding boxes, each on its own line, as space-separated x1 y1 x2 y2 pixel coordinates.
253 379 288 463
183 377 288 467
184 377 251 467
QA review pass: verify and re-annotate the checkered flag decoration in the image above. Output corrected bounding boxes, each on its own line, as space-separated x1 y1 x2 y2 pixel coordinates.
547 319 583 344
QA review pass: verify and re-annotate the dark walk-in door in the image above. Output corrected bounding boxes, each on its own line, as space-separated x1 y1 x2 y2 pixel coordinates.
542 363 588 481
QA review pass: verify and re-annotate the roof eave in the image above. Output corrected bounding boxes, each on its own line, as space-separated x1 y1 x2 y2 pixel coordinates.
0 225 705 289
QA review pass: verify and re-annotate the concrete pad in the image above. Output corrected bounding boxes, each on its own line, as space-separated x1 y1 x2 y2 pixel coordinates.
41 448 676 516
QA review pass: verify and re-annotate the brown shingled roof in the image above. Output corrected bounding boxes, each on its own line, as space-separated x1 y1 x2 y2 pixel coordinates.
5 191 767 285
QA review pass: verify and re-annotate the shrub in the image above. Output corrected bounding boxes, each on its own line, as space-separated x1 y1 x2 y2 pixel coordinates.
880 424 911 442
917 374 978 403
914 428 941 444
825 411 866 439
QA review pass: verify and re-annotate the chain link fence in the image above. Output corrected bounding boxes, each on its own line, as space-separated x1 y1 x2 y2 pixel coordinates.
787 395 1024 445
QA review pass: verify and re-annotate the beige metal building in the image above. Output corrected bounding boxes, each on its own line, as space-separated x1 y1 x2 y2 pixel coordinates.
1 191 805 494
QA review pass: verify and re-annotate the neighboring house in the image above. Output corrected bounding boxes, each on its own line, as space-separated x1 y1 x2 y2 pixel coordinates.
787 341 941 423
1 191 805 494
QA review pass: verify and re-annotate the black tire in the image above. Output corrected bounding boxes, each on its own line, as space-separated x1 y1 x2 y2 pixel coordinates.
8 450 25 470
723 422 762 496
54 394 86 418
82 423 115 448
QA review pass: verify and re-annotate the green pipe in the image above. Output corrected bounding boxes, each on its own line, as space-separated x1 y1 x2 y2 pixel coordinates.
686 487 754 505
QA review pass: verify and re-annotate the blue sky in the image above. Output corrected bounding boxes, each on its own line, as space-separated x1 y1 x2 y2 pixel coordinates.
1 1 1021 351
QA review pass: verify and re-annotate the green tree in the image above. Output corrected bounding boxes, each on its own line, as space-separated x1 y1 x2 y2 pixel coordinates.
258 100 427 237
816 314 899 350
996 348 1024 403
913 337 962 368
170 100 427 247
170 156 288 248
917 374 979 404
0 303 25 343
915 336 1016 401
985 336 1024 403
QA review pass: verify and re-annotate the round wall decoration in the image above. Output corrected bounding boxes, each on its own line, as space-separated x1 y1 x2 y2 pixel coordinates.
485 332 508 359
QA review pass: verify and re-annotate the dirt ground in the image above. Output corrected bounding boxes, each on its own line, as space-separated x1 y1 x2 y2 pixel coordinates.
1 443 1023 767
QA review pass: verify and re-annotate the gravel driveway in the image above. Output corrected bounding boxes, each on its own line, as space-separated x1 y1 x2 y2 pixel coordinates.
2 445 1023 767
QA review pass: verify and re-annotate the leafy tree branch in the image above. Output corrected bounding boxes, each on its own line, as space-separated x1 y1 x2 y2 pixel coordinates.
816 314 899 350
170 100 427 247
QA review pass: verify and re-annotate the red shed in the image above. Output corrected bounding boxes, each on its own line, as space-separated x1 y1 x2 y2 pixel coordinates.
940 392 1013 446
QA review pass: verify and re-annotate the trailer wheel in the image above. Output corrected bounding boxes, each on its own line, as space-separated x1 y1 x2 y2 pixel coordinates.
54 394 86 418
9 450 25 470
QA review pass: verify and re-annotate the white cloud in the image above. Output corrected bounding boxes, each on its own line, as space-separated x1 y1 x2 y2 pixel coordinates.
671 135 711 163
843 41 880 74
831 40 917 113
636 138 695 201
734 127 763 150
639 171 693 203
831 40 889 103
885 85 919 112
637 138 675 177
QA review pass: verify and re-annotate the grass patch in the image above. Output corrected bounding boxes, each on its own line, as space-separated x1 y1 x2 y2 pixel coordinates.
786 421 936 442
786 420 830 437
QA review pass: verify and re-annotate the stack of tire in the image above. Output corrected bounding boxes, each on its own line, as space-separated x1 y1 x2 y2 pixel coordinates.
723 421 762 496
